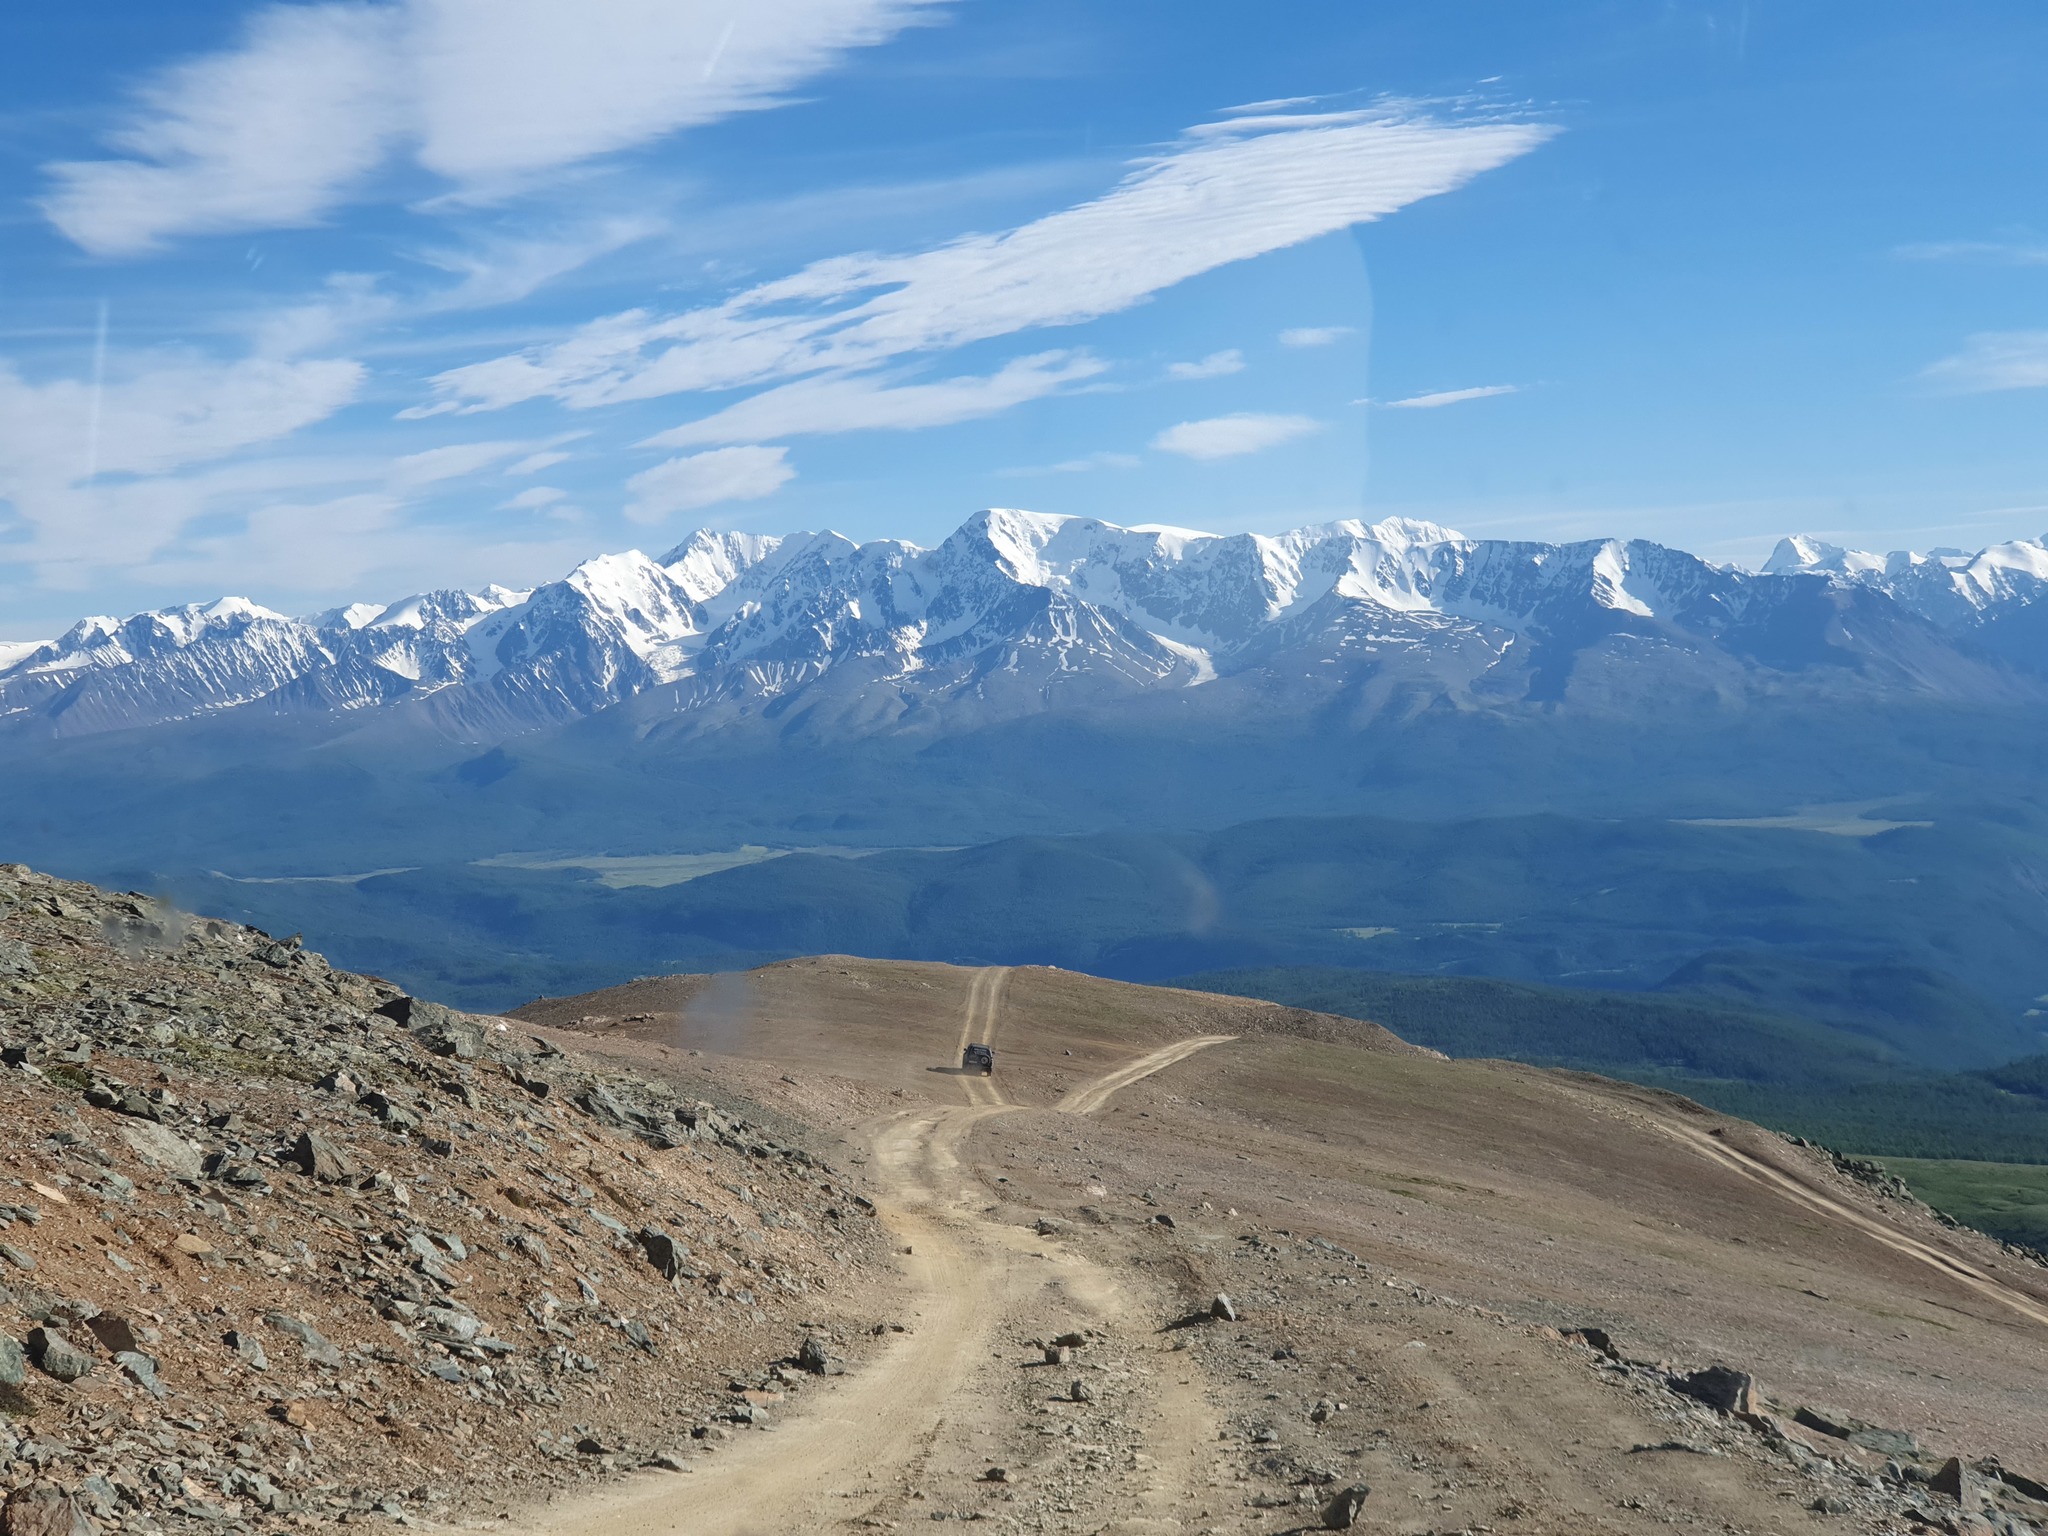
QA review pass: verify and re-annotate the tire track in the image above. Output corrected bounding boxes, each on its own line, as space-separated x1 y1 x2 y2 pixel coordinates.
1057 1035 1236 1116
1659 1117 2048 1330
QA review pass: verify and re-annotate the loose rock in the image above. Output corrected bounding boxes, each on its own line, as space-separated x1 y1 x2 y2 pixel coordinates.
1320 1484 1371 1529
1 1485 94 1536
24 1328 93 1383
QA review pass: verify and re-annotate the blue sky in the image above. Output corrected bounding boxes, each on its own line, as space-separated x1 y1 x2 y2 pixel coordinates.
2 0 2046 630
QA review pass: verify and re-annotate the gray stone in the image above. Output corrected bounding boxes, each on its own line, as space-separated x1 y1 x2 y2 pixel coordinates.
224 1331 267 1371
25 1329 94 1383
797 1335 832 1374
378 998 485 1059
0 940 36 979
1320 1485 1371 1530
639 1226 687 1279
112 1120 202 1179
112 1351 164 1400
1210 1293 1237 1322
1069 1379 1094 1403
82 1315 139 1355
0 1334 22 1386
2 1485 94 1536
1044 1344 1072 1366
0 1245 32 1272
1674 1365 1759 1415
263 1312 342 1367
1929 1457 1977 1504
287 1129 354 1183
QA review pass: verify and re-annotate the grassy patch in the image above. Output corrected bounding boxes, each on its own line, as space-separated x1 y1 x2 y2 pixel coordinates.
1875 1158 2048 1249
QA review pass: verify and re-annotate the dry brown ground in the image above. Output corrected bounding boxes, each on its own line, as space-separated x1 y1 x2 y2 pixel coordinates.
510 958 2048 1536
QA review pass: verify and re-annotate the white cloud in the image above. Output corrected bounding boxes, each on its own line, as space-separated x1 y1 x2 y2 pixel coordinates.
1279 326 1354 347
1380 383 1519 409
43 6 407 256
500 485 567 509
1150 412 1319 460
42 0 948 256
387 440 527 488
1166 349 1245 381
0 353 363 486
1922 331 2048 393
624 445 793 523
421 103 1557 414
412 216 666 310
507 450 572 475
643 351 1105 448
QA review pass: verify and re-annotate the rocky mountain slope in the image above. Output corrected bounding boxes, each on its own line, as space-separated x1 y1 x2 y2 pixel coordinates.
6 513 2047 742
0 865 895 1534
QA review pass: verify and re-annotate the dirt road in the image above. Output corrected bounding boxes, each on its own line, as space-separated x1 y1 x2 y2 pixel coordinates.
1659 1115 2048 1329
523 1025 1230 1536
954 965 1008 1105
1057 1034 1236 1115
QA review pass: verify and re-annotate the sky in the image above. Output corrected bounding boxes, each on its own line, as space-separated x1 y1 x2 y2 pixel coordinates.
1 0 2046 632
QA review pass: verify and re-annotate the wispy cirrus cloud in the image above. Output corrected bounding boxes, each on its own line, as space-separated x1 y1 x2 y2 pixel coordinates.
43 0 950 256
624 445 794 524
1166 350 1245 381
418 103 1556 418
1379 383 1519 409
643 351 1106 448
997 451 1141 477
1922 332 2048 394
1279 325 1355 347
1151 412 1319 460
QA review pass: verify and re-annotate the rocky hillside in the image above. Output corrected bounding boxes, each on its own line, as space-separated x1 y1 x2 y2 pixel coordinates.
0 864 893 1534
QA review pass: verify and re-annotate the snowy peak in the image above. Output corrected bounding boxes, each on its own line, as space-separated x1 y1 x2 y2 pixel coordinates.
659 529 787 604
5 509 2046 739
1763 530 2048 622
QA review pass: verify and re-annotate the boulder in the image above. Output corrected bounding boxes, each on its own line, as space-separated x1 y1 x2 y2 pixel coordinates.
112 1352 164 1400
224 1331 268 1371
797 1335 832 1374
81 1316 139 1355
1 1486 93 1536
112 1120 201 1180
1210 1293 1238 1322
287 1130 355 1184
1320 1485 1371 1529
24 1329 93 1384
1929 1457 1977 1504
1674 1365 1760 1415
378 998 484 1059
1069 1379 1095 1403
0 1333 23 1387
639 1226 687 1280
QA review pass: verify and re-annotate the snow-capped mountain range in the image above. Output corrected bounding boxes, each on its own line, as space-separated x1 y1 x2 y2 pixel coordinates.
4 510 2046 739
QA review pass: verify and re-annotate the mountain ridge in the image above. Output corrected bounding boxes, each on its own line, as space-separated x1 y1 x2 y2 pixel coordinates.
8 510 2047 742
